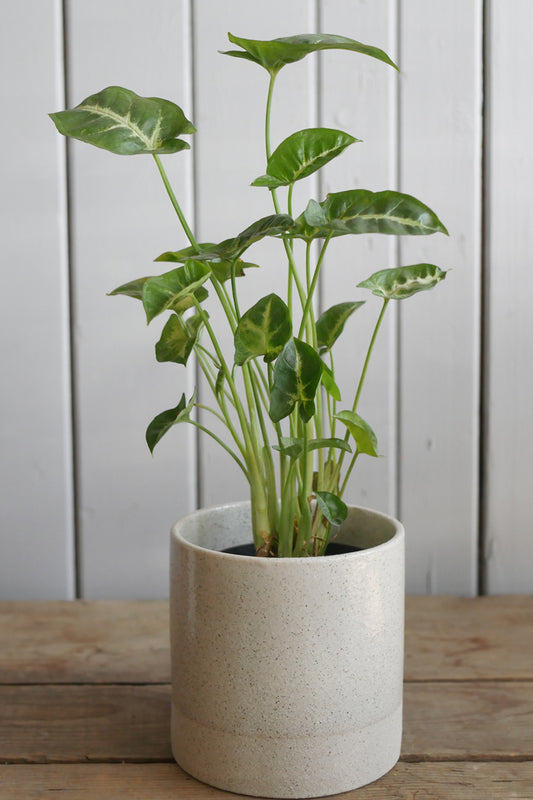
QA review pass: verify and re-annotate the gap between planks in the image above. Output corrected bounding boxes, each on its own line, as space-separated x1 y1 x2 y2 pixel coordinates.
1 682 532 765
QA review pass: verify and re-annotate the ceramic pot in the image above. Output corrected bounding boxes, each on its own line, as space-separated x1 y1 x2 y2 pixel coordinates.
170 501 404 798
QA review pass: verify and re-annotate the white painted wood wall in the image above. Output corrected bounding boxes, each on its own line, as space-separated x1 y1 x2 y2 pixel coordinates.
1 1 530 599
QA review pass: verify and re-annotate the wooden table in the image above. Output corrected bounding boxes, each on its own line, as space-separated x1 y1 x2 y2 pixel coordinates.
1 596 532 799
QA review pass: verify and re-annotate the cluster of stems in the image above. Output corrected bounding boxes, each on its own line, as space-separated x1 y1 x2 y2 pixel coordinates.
152 72 387 557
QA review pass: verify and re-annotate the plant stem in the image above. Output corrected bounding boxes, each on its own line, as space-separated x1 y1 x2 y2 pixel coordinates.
265 72 276 160
194 302 270 545
194 349 247 459
334 298 390 488
352 298 389 415
189 418 249 478
339 451 359 498
293 416 312 555
263 75 307 311
298 236 331 341
152 155 200 252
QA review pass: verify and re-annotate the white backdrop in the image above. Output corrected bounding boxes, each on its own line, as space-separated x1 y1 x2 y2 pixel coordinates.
1 0 530 599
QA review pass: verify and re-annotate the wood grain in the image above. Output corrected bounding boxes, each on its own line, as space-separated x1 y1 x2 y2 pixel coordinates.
404 595 533 680
1 681 532 764
0 601 170 684
0 685 172 763
1 598 532 798
2 597 532 684
402 682 533 761
0 762 532 800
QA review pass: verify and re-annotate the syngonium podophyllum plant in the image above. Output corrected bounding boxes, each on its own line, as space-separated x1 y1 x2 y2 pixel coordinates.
51 33 448 558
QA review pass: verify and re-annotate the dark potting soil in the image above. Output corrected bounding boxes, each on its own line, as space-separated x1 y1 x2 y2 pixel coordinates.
222 542 363 556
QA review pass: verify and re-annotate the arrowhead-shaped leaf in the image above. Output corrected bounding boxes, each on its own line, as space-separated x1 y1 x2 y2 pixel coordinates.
234 294 291 365
192 215 295 261
108 276 149 301
273 437 351 459
358 263 447 299
50 86 195 155
155 244 257 282
293 190 448 240
335 410 379 457
316 301 364 352
320 363 341 401
155 313 204 365
221 33 398 74
252 128 359 188
142 260 210 323
146 393 195 454
269 338 323 423
316 491 348 527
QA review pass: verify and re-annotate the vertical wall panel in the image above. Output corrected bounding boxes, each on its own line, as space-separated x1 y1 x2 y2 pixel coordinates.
485 0 533 593
5 1 533 598
399 1 482 594
320 0 399 516
193 0 318 508
66 1 196 598
0 1 75 599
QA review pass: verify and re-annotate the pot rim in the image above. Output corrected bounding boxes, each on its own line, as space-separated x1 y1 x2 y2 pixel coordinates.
171 500 404 563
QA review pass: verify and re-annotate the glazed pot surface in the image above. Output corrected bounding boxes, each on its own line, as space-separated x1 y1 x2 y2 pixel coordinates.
170 501 404 798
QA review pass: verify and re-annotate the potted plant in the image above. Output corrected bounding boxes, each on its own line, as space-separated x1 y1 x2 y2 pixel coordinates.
51 32 447 798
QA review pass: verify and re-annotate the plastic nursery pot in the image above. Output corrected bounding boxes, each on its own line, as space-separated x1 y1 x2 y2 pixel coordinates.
170 501 405 799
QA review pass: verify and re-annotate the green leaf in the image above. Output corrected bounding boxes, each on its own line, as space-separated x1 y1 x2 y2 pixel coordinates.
335 410 379 457
192 215 295 261
108 276 149 300
252 128 359 188
273 437 351 459
234 294 291 366
358 263 447 300
293 190 448 240
320 363 341 401
155 244 258 282
50 86 195 155
316 301 364 352
146 393 195 454
315 491 348 527
155 313 203 365
269 338 323 423
142 260 210 323
221 33 398 74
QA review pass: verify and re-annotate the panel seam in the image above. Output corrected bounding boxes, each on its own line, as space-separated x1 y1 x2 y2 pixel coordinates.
478 0 490 596
59 0 81 599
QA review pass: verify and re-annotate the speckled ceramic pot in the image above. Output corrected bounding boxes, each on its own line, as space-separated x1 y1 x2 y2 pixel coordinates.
170 501 404 798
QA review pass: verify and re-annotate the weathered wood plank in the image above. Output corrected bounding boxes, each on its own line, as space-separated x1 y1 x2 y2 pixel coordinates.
2 597 532 684
1 682 532 764
1 762 532 800
405 595 533 680
0 601 169 684
402 682 533 761
0 685 172 763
